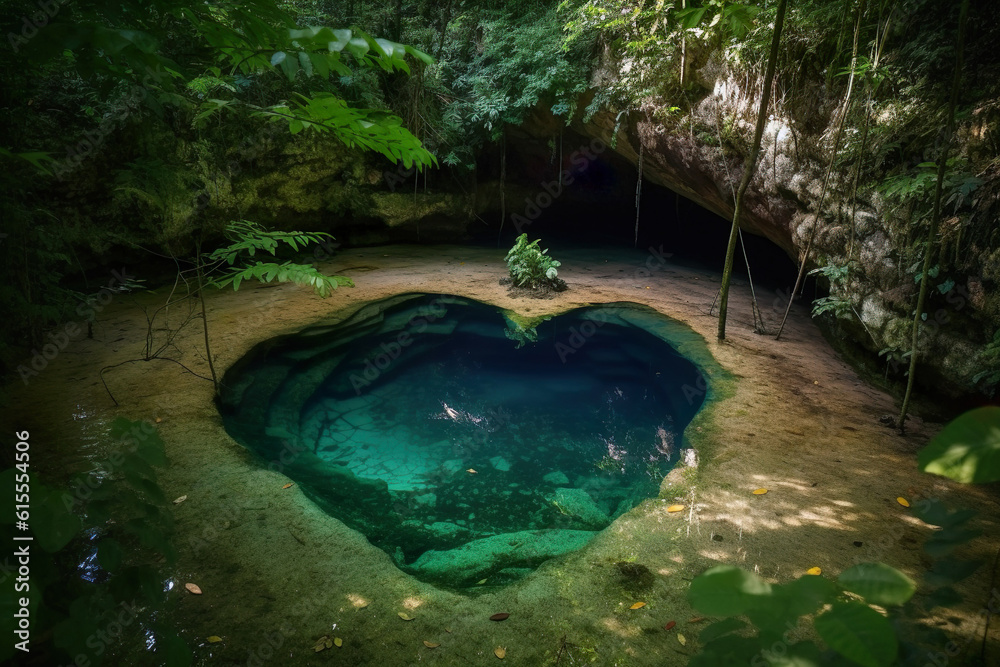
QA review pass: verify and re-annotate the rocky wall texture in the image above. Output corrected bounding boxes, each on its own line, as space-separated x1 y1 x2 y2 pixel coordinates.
544 52 1000 398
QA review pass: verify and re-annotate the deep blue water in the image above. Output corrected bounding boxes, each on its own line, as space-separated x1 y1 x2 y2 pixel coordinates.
219 295 707 587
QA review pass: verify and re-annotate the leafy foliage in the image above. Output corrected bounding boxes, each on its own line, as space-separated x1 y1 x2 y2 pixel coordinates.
918 406 1000 484
504 233 565 290
689 410 994 666
207 220 353 297
0 419 187 665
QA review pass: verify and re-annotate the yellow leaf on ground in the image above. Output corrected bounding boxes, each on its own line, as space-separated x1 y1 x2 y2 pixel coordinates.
282 483 294 489
206 636 222 643
677 633 687 645
897 497 910 507
667 505 684 513
629 602 646 610
172 495 187 505
466 468 477 474
807 567 822 575
494 647 506 659
398 612 414 621
423 641 440 648
752 488 768 495
184 583 202 595
334 637 343 648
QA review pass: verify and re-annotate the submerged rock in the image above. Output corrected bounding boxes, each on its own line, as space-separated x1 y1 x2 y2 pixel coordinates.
407 529 596 582
542 471 570 486
489 456 511 472
551 487 610 528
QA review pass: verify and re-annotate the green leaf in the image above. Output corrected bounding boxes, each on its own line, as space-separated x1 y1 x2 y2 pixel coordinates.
838 563 916 606
814 602 897 667
699 617 748 642
270 51 286 66
918 407 1000 483
688 565 773 617
97 538 124 572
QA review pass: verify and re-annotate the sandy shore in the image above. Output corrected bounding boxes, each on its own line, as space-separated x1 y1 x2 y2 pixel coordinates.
5 244 998 666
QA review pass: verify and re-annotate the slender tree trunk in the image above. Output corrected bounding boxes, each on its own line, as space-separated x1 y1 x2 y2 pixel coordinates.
717 0 789 340
899 0 969 432
775 0 866 341
195 240 219 395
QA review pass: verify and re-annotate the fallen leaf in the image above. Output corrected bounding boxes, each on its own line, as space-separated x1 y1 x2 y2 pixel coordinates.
185 583 202 595
282 483 294 490
494 647 506 659
445 628 452 633
688 617 705 624
477 579 488 585
664 621 676 631
666 505 684 513
807 567 822 575
172 495 187 505
629 602 646 610
466 468 478 474
423 641 440 648
313 635 332 652
206 636 223 643
896 497 910 507
813 380 819 385
334 637 343 648
489 613 510 621
752 488 768 495
677 633 687 646
155 417 162 423
398 612 414 621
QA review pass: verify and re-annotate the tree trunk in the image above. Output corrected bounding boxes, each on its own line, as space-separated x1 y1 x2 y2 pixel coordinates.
898 0 970 432
717 0 789 340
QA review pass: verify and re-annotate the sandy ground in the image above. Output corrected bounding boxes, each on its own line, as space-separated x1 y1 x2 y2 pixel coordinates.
4 244 998 666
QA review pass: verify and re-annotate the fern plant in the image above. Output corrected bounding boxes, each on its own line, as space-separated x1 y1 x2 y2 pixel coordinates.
207 220 354 297
504 233 564 290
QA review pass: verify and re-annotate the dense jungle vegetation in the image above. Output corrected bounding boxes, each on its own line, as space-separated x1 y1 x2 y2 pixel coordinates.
1 0 998 391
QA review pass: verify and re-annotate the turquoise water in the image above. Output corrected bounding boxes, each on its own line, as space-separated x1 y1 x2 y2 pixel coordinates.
219 295 708 587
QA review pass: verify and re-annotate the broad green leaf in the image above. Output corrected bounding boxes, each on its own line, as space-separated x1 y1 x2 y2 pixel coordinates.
688 565 772 617
270 51 287 66
839 563 916 606
699 617 747 642
33 484 82 553
918 407 1000 483
97 538 124 572
814 602 897 667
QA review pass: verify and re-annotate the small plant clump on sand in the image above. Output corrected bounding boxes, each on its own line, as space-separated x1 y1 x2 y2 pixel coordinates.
502 233 567 297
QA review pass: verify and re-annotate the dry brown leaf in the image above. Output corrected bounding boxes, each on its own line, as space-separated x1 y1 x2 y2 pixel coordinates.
184 583 202 595
282 483 294 490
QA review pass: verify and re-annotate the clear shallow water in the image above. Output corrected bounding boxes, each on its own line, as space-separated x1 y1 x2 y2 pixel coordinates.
219 295 708 587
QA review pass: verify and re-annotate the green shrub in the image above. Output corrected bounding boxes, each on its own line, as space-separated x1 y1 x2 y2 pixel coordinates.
504 233 565 290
